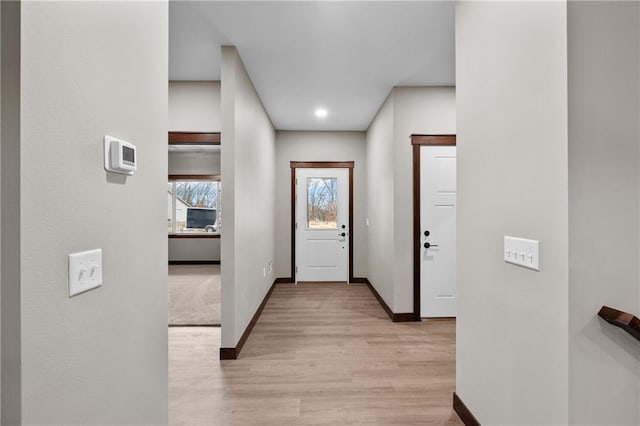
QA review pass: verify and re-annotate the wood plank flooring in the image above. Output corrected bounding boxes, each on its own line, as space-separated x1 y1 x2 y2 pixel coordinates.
169 282 462 425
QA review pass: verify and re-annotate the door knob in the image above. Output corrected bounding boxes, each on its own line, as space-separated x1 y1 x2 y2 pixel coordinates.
424 242 438 249
424 230 430 237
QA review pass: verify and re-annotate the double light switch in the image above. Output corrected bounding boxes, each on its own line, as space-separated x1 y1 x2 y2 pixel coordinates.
68 249 103 296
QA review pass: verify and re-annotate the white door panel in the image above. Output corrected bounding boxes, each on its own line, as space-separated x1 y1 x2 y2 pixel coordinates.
436 157 456 192
421 146 456 317
306 240 338 267
296 168 349 282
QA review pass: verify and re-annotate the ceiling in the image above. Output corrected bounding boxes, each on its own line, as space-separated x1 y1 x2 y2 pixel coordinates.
169 1 455 131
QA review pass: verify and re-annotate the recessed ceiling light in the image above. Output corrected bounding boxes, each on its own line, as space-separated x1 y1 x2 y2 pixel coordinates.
315 108 328 118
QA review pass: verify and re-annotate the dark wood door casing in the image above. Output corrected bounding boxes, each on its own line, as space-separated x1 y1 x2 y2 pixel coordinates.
290 161 355 283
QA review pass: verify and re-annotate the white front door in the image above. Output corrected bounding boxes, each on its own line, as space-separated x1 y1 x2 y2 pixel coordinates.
420 146 456 317
296 168 349 282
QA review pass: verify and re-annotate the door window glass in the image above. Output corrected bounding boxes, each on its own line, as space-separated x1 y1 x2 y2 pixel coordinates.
307 177 338 229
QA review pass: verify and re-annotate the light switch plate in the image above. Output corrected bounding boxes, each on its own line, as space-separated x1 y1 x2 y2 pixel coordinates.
68 249 103 297
504 236 539 271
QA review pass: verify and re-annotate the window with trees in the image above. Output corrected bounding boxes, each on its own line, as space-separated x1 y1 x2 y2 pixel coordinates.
168 176 220 235
306 177 338 229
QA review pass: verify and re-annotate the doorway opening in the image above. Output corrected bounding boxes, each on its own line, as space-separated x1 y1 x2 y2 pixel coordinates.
168 132 222 328
411 135 456 321
290 161 354 283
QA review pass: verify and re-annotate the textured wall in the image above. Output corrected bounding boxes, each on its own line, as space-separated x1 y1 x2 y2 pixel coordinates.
456 2 570 423
220 46 276 347
568 2 640 424
20 2 168 423
365 93 395 307
169 81 221 132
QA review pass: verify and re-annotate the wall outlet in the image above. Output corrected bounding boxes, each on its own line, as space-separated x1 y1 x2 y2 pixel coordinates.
263 267 266 277
504 236 539 271
69 249 103 297
268 261 273 273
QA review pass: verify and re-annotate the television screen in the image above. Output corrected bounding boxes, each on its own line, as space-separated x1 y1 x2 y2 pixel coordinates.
186 208 217 229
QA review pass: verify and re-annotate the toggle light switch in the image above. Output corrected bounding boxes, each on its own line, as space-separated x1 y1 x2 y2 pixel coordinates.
68 249 103 297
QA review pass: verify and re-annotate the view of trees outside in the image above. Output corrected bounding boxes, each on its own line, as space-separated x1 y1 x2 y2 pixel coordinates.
168 181 219 233
167 183 174 233
307 177 338 229
176 181 217 208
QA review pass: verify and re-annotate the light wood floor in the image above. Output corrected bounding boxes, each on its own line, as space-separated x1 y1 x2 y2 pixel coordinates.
169 282 462 426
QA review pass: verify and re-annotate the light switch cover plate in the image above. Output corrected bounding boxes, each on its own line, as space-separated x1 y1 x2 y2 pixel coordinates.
68 249 103 297
504 236 539 271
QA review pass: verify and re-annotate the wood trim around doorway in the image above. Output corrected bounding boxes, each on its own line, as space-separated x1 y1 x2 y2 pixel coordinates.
168 131 221 144
411 134 456 146
411 135 456 321
290 161 355 283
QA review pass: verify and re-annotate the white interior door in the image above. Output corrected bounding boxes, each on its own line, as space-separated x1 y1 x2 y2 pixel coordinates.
296 168 349 282
420 146 456 317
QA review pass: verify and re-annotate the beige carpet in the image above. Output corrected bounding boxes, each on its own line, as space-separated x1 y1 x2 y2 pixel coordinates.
168 264 220 326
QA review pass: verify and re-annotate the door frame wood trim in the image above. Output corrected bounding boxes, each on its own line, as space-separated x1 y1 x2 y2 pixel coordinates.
411 135 456 321
290 161 355 283
290 161 354 169
168 131 221 145
168 174 220 181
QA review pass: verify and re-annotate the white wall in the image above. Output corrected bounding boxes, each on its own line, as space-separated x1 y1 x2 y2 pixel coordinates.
456 2 569 424
169 81 221 132
392 87 456 313
169 239 221 262
275 131 367 279
1 1 19 423
19 2 168 424
568 2 640 424
221 46 276 348
364 87 455 314
168 81 221 261
365 94 395 306
169 151 220 175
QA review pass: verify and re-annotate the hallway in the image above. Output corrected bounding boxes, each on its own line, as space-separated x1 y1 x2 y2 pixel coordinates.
169 283 461 425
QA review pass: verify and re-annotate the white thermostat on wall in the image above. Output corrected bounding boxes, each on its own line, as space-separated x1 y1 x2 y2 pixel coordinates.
104 135 136 175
